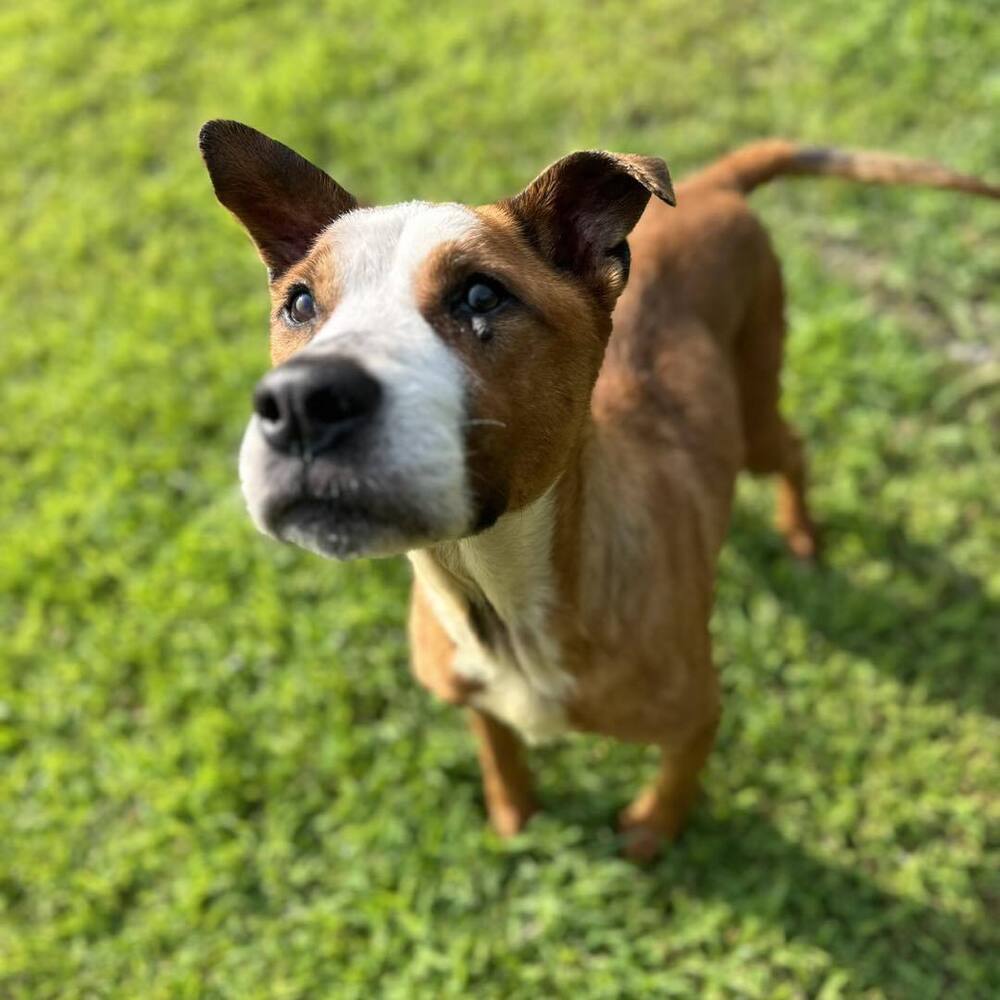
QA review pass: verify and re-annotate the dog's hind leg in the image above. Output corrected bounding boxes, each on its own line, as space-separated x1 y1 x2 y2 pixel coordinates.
770 427 818 560
736 253 820 560
746 412 818 560
468 709 538 838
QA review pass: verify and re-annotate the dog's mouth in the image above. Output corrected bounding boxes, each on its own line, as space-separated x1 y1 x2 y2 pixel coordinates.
238 409 472 560
264 489 430 560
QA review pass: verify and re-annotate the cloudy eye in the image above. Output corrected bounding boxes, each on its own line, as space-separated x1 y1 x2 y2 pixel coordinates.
462 276 506 314
286 287 316 324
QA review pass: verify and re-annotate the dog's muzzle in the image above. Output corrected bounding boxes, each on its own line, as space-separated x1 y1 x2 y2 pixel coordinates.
239 354 430 560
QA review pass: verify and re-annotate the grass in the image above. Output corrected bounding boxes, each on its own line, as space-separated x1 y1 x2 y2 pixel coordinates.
1 0 998 996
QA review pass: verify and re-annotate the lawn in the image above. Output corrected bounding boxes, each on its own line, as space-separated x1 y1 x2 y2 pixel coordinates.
1 0 998 996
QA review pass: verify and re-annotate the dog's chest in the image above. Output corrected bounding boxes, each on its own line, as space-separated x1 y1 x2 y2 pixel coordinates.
408 495 574 744
451 602 572 744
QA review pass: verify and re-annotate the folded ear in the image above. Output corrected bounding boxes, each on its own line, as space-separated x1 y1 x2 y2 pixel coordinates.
503 150 675 304
199 120 358 279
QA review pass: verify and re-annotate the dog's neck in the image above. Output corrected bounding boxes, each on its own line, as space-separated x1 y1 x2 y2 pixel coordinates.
410 481 563 633
408 443 589 644
408 422 676 662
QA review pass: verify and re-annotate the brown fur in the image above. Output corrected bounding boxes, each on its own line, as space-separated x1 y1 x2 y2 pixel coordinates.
413 205 613 522
406 142 997 860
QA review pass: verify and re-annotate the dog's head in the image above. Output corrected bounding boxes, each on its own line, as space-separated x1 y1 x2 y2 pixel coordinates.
200 120 673 559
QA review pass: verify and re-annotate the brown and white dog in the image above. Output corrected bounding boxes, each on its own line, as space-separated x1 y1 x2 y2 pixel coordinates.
200 121 997 860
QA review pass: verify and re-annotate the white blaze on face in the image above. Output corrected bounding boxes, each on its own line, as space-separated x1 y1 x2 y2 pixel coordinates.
306 201 479 539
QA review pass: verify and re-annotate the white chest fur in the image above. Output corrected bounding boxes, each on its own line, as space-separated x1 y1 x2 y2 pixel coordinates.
408 491 574 744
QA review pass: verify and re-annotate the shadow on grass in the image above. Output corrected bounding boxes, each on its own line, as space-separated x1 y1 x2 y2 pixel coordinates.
497 786 992 997
727 506 999 716
647 806 993 997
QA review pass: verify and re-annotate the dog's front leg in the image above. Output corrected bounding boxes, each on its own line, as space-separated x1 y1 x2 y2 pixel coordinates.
468 708 538 838
408 583 537 836
618 713 719 863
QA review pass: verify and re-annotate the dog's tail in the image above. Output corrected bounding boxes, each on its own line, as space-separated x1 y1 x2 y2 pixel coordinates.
693 139 999 199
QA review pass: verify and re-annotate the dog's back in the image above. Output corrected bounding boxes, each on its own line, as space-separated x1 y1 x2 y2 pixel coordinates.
600 140 999 561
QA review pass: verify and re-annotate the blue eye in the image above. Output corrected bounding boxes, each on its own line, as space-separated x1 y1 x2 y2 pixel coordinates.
286 288 316 324
465 280 502 313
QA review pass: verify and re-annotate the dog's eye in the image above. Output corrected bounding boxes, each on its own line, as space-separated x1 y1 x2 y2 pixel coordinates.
462 277 506 314
286 287 316 324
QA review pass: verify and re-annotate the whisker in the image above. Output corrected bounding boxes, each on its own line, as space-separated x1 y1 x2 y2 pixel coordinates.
463 418 508 429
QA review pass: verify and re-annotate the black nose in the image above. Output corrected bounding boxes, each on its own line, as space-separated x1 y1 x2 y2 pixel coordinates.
252 357 382 458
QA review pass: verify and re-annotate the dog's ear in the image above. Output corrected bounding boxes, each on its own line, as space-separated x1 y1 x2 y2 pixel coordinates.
199 120 358 280
503 150 674 304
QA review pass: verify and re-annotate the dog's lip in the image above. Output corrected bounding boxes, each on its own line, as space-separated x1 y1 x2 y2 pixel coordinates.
263 489 431 553
269 493 398 535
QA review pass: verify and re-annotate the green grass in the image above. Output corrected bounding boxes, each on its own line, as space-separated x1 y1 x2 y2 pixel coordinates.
2 1 998 996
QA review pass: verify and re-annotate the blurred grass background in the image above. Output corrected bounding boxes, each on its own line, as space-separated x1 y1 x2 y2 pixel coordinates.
1 1 998 996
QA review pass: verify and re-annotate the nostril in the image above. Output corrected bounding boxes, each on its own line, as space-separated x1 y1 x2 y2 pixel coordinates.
256 390 282 424
253 378 298 454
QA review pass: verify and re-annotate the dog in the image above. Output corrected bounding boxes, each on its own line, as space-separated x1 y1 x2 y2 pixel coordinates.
200 121 997 860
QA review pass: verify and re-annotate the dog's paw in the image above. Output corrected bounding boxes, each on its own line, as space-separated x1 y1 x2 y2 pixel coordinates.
617 778 701 863
618 819 666 863
617 797 684 863
487 797 538 839
782 525 821 563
